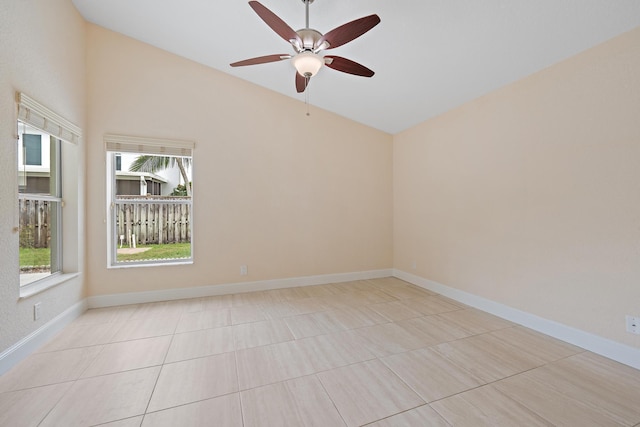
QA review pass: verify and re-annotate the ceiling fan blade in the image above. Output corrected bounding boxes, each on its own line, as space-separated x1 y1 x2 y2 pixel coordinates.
319 14 380 50
295 72 309 93
324 56 374 77
230 54 291 67
249 1 301 44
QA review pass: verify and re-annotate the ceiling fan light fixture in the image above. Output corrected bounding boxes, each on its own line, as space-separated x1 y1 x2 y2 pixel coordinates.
292 51 323 77
232 1 380 93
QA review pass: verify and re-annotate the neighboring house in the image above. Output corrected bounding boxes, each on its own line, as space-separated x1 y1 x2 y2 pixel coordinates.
114 153 189 196
18 137 189 197
114 170 167 196
17 127 51 194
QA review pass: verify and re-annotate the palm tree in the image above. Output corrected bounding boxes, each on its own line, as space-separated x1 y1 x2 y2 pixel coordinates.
129 155 191 196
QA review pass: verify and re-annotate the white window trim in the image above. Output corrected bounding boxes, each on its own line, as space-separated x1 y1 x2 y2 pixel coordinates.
104 134 194 156
17 92 81 145
15 92 82 298
105 134 195 268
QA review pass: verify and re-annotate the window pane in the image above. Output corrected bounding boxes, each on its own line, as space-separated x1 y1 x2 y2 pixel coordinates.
18 121 62 286
24 134 42 165
19 200 61 285
111 152 192 265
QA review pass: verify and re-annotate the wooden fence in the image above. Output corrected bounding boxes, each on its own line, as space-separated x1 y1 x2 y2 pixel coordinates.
19 196 191 248
115 196 191 245
19 198 52 248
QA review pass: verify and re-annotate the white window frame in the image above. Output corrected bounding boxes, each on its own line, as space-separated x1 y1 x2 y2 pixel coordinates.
105 134 195 268
18 124 62 286
16 92 82 295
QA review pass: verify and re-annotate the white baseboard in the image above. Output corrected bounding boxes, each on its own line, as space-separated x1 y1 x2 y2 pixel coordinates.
394 269 640 371
15 269 634 376
0 299 87 376
88 269 393 308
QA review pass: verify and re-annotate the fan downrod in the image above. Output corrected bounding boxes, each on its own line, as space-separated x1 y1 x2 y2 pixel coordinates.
301 0 315 30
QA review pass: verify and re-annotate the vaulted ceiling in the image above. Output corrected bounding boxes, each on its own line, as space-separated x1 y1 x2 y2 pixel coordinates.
72 0 640 134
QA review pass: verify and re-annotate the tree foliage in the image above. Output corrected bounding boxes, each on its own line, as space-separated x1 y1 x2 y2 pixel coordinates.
129 155 192 196
170 184 189 196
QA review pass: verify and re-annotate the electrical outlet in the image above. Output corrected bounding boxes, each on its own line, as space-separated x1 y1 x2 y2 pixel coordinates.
626 315 640 334
411 261 417 270
240 265 248 276
34 302 42 321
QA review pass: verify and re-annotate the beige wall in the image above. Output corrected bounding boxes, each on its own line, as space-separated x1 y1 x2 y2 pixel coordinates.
0 0 86 353
85 25 393 296
394 27 640 347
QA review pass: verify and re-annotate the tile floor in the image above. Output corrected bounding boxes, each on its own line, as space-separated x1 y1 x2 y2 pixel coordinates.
1 277 640 426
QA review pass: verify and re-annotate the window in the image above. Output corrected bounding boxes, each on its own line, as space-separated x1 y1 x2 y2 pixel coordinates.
18 123 62 286
16 93 81 290
106 134 194 267
23 134 42 165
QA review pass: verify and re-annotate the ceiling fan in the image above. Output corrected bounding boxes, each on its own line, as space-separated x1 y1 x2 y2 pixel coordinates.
230 0 380 93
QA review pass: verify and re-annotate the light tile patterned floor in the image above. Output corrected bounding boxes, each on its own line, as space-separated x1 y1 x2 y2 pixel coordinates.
1 277 640 426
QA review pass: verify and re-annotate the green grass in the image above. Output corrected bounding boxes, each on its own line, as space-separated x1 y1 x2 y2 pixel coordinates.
117 243 191 262
20 243 191 265
20 247 50 267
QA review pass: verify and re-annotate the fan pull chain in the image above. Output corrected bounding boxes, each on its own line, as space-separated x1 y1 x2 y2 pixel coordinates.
305 76 311 116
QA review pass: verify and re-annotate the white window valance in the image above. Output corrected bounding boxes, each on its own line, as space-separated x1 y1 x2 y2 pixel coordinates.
104 134 194 157
16 92 82 144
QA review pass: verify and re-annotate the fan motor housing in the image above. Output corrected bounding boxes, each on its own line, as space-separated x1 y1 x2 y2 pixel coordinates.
295 28 324 51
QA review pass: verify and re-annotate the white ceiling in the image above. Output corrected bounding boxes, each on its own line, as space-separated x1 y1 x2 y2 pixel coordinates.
72 0 640 134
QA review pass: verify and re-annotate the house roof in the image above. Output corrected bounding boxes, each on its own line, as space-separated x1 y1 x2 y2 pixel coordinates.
116 171 168 183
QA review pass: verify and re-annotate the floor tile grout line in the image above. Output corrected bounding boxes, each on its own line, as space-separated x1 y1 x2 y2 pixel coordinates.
425 350 586 408
496 350 634 424
0 380 77 395
1 364 173 394
33 339 137 427
34 380 76 427
281 314 298 342
234 350 246 427
428 402 456 427
34 333 174 355
487 371 613 427
315 372 350 427
1 341 107 393
377 355 436 405
236 351 380 393
372 358 429 406
139 390 241 417
140 321 180 420
359 403 445 427
485 329 587 365
88 414 144 427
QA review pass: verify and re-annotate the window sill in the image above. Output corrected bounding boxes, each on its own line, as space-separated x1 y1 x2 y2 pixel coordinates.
108 260 193 269
19 272 80 299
